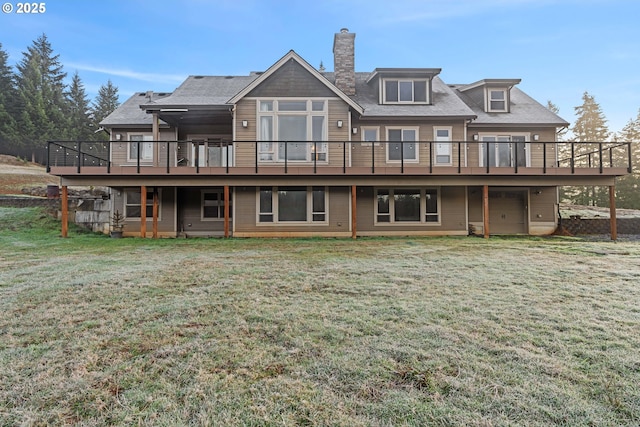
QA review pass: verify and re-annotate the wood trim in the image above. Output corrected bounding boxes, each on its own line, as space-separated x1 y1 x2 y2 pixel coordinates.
152 187 159 239
610 185 617 241
224 185 230 238
140 185 147 238
483 185 489 238
61 186 68 238
351 185 357 239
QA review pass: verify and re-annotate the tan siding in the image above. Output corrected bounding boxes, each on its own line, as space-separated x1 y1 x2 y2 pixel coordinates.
112 186 176 235
529 186 557 222
234 186 350 235
235 99 258 167
351 121 467 168
357 186 467 234
178 188 227 235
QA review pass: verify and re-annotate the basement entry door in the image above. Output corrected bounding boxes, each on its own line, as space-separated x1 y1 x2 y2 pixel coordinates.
488 190 527 234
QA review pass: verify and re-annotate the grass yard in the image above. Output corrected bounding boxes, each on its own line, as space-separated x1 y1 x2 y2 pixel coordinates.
1 207 639 426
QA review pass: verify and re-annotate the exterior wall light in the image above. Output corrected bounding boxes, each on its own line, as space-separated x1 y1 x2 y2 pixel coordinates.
242 120 248 128
473 134 479 141
352 127 358 134
337 120 343 128
533 134 539 141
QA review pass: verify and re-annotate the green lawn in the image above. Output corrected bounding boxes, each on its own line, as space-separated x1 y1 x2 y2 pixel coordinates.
1 207 639 426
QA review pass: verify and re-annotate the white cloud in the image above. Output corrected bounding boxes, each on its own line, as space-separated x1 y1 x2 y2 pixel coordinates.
66 63 185 84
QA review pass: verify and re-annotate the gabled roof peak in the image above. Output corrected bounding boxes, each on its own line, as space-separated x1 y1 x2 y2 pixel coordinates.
459 79 521 92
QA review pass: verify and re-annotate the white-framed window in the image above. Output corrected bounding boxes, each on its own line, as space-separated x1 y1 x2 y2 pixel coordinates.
128 134 154 161
487 89 507 112
361 127 379 147
257 99 328 162
383 79 428 104
387 127 419 162
433 127 452 165
479 134 529 167
376 188 439 224
124 188 159 219
202 189 231 220
258 186 328 224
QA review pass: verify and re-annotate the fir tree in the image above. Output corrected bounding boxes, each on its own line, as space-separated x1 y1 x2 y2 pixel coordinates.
66 71 93 141
564 92 611 206
546 100 568 141
614 110 640 208
91 80 119 140
0 43 20 155
15 34 70 162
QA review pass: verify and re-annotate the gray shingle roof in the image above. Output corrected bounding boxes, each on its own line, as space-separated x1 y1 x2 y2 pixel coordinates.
452 85 569 127
100 92 172 127
140 75 258 109
346 73 476 118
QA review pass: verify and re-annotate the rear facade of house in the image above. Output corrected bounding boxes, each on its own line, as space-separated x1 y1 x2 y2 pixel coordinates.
47 29 632 238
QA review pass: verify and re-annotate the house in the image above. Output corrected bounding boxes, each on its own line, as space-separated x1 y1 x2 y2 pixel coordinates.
47 29 632 239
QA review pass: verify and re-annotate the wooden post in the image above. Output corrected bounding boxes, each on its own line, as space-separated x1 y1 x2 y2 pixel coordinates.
152 112 160 164
351 185 357 239
609 185 617 241
483 185 490 239
140 185 147 238
152 187 159 239
224 185 230 238
61 185 68 238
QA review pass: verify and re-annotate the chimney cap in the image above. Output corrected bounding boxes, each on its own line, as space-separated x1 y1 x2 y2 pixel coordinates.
340 28 349 33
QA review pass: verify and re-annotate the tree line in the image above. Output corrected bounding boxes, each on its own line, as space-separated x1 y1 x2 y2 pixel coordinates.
549 93 640 209
0 34 638 208
0 34 119 163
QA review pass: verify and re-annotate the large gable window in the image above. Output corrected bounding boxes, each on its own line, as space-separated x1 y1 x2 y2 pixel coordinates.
383 79 427 104
258 99 328 162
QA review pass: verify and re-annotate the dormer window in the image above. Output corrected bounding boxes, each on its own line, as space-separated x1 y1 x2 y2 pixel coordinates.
488 89 507 112
383 79 428 104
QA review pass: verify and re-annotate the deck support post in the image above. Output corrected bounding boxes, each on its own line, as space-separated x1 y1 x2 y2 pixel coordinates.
351 185 357 239
483 185 490 239
224 185 230 238
609 185 617 241
61 185 68 238
140 185 147 238
152 187 159 239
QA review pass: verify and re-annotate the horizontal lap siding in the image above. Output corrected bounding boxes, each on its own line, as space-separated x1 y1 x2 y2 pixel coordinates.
235 99 257 167
357 186 467 233
178 188 226 234
529 186 557 222
234 186 350 235
110 129 176 167
351 122 466 168
112 186 176 234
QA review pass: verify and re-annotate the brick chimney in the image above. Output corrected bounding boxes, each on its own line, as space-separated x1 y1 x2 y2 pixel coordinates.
333 28 355 95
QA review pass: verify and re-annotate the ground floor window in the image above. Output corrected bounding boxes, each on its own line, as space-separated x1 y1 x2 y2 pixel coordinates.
124 188 158 218
202 189 231 220
376 188 439 224
258 186 327 223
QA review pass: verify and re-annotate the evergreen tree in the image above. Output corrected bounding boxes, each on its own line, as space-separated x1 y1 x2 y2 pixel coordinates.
563 92 611 206
0 43 20 155
66 71 92 141
614 110 640 208
15 33 70 162
91 79 119 140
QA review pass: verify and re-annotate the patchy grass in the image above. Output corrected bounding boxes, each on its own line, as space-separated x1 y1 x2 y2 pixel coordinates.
1 207 640 426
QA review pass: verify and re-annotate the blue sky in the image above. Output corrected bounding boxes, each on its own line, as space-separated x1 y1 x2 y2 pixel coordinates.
1 0 638 135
